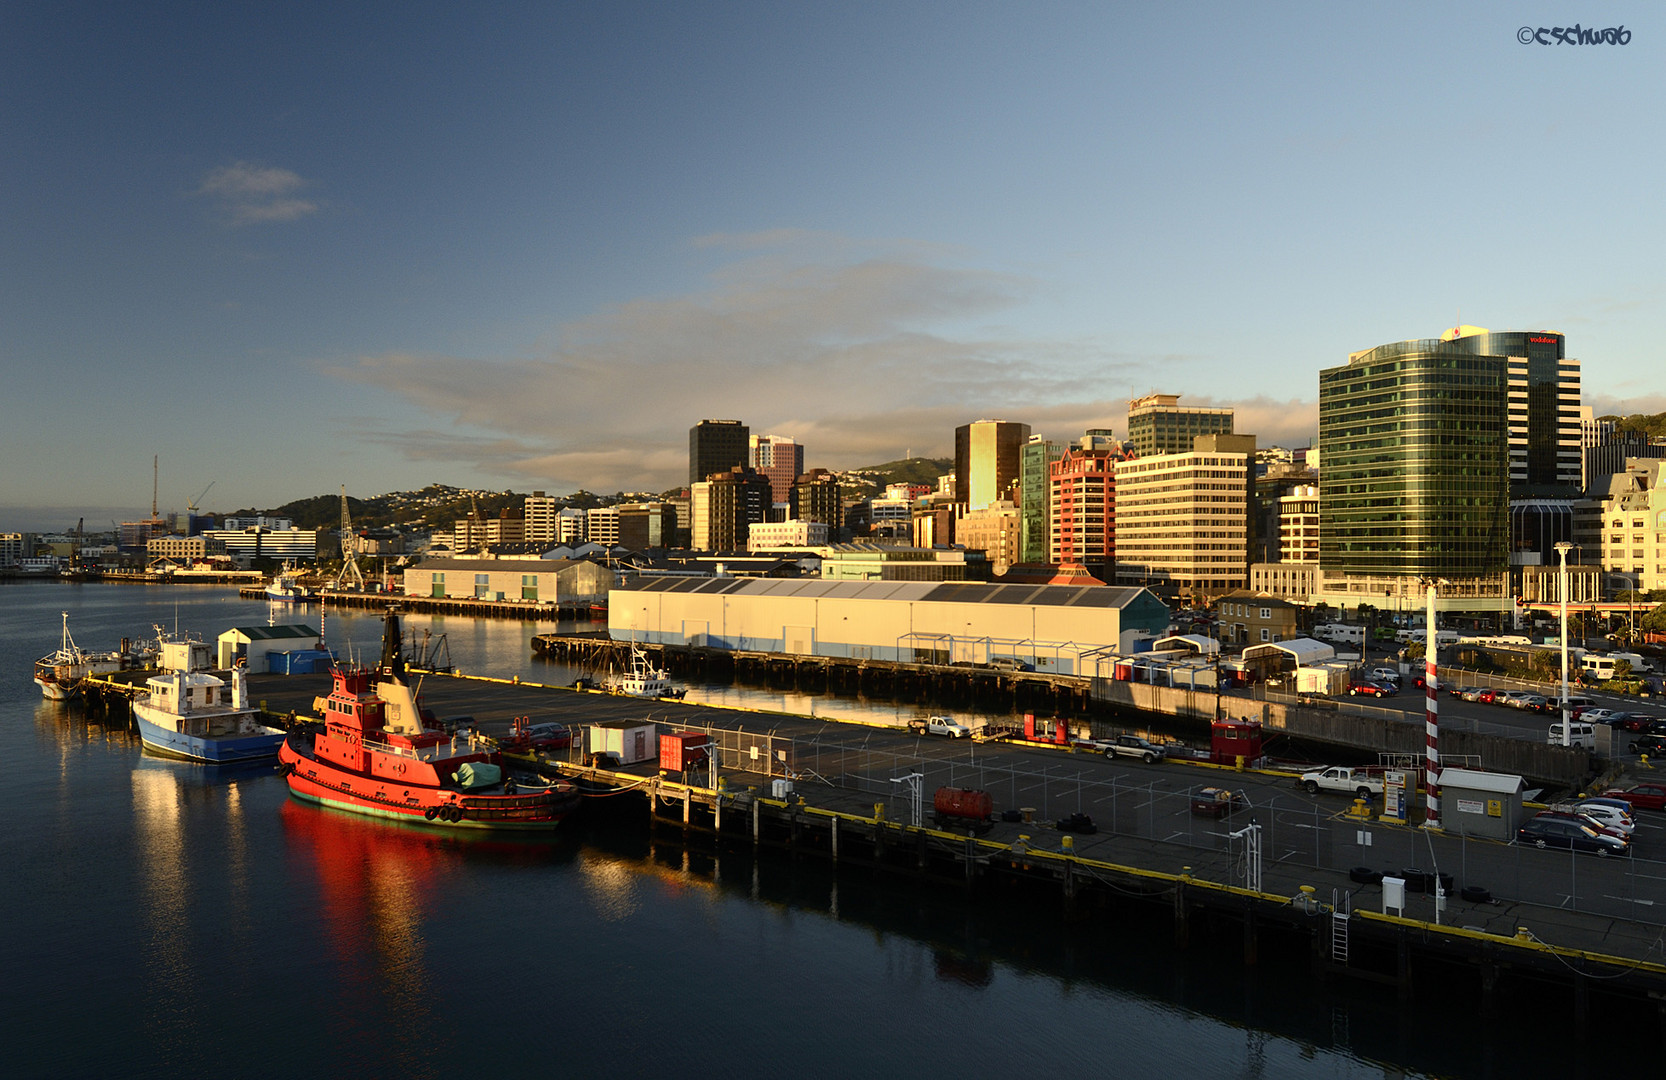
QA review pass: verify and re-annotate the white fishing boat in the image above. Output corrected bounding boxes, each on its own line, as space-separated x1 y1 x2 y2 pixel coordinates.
265 565 314 603
607 644 685 699
33 612 156 700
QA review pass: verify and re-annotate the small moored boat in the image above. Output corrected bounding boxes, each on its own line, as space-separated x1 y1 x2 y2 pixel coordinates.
33 611 156 700
607 644 685 699
132 663 287 763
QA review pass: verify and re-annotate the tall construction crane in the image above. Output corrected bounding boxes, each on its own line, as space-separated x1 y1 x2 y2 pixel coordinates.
468 493 485 554
187 481 215 516
331 484 365 591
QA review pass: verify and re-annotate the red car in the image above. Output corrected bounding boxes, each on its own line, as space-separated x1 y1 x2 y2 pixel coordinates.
1603 783 1666 812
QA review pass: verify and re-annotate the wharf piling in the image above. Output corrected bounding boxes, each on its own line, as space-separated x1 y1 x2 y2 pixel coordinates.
532 632 1096 713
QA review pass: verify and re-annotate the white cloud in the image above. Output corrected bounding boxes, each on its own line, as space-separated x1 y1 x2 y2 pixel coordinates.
327 240 1218 491
195 162 318 226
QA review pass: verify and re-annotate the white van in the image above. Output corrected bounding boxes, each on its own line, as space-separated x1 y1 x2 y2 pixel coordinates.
1547 721 1596 749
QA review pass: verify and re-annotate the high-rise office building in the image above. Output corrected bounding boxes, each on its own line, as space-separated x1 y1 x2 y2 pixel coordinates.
791 469 844 538
617 502 678 550
1431 327 1580 498
585 506 620 546
1112 434 1255 601
1049 431 1132 581
1316 332 1510 610
749 434 804 505
1126 394 1233 458
1278 486 1320 563
524 492 559 545
691 466 771 552
689 420 749 485
954 419 1030 510
1018 435 1064 564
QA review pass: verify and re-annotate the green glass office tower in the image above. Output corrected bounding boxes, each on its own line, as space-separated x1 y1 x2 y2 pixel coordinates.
1318 340 1509 579
1018 435 1062 563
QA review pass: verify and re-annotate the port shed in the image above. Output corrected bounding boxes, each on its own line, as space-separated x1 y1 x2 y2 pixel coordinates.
1437 768 1524 840
217 624 322 671
588 720 658 765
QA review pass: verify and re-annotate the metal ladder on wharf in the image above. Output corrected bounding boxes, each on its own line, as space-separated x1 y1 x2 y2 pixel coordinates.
1330 889 1351 965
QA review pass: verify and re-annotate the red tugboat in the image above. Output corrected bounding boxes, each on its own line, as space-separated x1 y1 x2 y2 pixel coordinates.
278 611 578 830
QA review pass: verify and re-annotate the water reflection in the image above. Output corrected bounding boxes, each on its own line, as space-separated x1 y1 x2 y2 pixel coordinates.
129 751 260 1062
277 800 578 1044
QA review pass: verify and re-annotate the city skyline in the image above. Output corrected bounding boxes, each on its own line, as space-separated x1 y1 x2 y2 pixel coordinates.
4 4 1663 531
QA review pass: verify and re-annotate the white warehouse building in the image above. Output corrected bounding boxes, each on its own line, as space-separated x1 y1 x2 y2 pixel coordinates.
402 557 613 605
607 578 1170 675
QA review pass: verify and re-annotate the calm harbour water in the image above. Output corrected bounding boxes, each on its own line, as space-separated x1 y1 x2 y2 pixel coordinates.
0 580 1644 1078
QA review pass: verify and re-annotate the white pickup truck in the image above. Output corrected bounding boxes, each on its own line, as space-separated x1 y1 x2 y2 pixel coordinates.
1073 734 1166 763
1298 766 1384 798
908 716 971 738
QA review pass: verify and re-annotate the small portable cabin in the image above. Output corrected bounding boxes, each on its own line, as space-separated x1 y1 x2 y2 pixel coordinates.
1437 768 1525 840
588 719 659 765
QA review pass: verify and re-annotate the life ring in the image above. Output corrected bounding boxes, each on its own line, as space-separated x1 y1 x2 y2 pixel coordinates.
423 807 438 821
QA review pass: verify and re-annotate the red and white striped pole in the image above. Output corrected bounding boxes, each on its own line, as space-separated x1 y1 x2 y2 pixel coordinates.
1424 581 1441 829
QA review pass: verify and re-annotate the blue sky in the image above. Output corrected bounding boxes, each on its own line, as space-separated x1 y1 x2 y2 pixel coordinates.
3 2 1660 530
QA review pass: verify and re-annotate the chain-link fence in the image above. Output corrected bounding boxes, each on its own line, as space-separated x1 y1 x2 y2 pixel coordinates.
773 732 1666 926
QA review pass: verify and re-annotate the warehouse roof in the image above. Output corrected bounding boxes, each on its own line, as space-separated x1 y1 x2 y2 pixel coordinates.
1241 638 1336 666
220 624 320 641
616 576 1158 610
411 557 584 572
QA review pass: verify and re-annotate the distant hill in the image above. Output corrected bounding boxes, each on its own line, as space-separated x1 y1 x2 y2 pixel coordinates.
224 485 525 532
216 458 956 533
1601 411 1666 440
841 457 953 496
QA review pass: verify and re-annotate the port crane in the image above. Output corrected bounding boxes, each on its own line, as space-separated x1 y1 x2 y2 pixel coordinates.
187 481 215 517
330 485 365 591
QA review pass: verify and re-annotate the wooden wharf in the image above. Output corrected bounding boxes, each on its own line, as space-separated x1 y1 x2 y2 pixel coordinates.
235 586 605 621
79 665 1666 1027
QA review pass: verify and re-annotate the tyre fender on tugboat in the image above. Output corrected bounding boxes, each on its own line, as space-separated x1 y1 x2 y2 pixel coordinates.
424 807 438 820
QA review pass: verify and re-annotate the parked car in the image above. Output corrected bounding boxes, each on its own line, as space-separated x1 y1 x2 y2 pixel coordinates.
1603 783 1666 812
1608 713 1650 731
1533 809 1631 844
1368 667 1403 685
1565 802 1637 837
1575 795 1639 818
1496 690 1535 708
1460 686 1489 702
1349 680 1396 698
1475 688 1503 704
1516 816 1629 856
1516 695 1549 712
1627 733 1666 756
1580 708 1619 724
1190 786 1247 818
